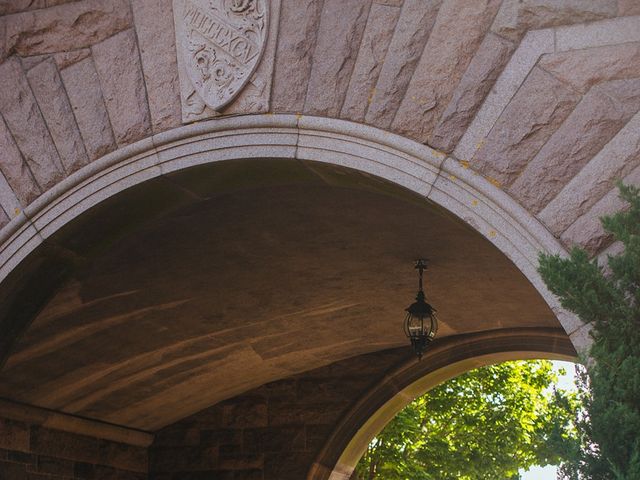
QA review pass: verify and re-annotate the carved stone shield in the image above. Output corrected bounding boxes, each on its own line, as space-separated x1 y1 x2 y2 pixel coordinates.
175 0 268 111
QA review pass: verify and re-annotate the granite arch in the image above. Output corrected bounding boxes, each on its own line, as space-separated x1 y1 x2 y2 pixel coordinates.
0 114 583 352
2 3 639 477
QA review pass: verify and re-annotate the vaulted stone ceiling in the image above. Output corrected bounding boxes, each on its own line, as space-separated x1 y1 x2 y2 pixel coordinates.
0 160 561 430
0 0 638 432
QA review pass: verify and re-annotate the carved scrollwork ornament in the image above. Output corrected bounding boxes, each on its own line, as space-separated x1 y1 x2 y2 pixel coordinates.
229 0 252 12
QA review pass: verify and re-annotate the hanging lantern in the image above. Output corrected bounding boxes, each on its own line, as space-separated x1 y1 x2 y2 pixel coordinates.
403 259 438 359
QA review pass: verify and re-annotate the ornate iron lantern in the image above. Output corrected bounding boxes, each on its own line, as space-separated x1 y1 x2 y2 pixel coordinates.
404 259 438 359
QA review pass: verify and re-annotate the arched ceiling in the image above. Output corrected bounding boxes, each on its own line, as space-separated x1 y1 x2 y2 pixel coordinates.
0 0 634 437
0 159 561 430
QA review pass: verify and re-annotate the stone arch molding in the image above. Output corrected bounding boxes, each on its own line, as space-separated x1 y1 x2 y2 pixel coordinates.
0 114 585 347
307 328 577 480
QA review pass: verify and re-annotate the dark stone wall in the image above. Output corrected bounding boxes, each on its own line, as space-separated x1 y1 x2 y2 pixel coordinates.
0 347 408 480
0 417 148 480
149 348 408 480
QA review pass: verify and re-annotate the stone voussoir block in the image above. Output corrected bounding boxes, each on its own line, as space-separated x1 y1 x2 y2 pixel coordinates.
538 110 640 236
60 56 117 161
26 57 90 174
430 32 515 153
304 0 372 117
491 0 617 41
5 0 133 57
0 111 40 208
365 0 441 129
471 66 580 187
511 77 640 213
619 0 640 15
0 56 65 191
131 0 182 133
54 49 92 70
271 0 324 112
392 0 502 143
339 2 401 122
561 163 640 254
538 42 640 94
91 28 151 147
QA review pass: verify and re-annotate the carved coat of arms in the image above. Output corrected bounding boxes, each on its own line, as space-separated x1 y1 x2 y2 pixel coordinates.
175 0 268 112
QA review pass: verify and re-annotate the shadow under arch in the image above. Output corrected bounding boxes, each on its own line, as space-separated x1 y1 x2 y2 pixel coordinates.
307 327 578 480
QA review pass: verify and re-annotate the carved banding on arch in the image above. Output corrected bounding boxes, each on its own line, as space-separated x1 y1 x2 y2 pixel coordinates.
307 327 577 480
0 114 584 344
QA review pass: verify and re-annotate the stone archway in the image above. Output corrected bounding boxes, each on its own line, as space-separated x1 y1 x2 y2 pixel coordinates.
306 328 576 480
1 3 639 479
0 112 589 480
0 115 586 480
0 114 585 354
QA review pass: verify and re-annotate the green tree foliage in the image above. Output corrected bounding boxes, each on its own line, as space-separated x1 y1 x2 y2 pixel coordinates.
354 360 579 480
538 183 640 480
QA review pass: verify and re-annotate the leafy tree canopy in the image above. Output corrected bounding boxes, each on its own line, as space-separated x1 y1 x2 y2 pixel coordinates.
539 183 640 480
354 360 579 480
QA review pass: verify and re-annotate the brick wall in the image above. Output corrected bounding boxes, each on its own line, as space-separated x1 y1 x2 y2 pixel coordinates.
0 348 407 480
0 418 148 480
150 348 407 480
